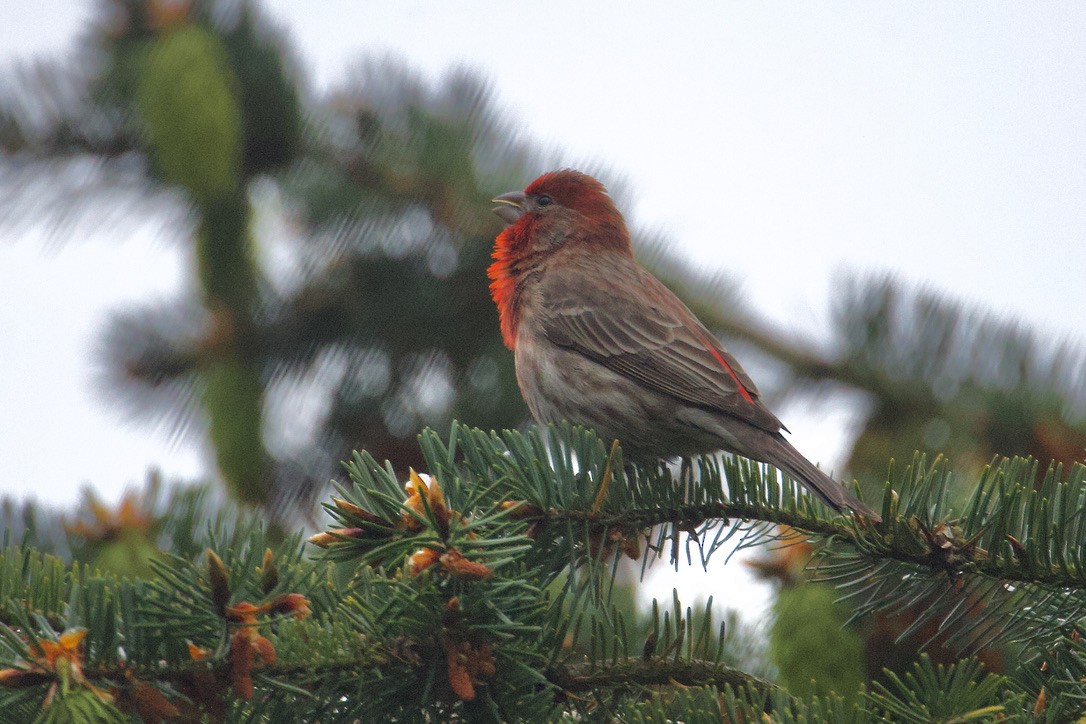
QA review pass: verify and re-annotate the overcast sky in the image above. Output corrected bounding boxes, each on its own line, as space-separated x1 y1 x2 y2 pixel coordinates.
1 1 1084 619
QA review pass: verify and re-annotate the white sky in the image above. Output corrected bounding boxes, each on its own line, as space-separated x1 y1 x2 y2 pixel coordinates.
1 2 1084 620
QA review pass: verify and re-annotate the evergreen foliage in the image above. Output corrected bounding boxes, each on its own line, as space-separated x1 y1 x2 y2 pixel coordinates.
770 582 865 702
2 0 1083 524
2 2 1085 719
0 424 1080 720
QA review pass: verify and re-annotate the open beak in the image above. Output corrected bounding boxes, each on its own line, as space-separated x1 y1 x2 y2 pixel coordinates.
491 191 527 225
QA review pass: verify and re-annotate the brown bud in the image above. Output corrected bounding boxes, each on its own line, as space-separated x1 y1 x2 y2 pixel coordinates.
440 634 494 703
267 593 311 620
1005 534 1028 560
641 631 657 661
473 643 497 679
332 497 369 518
307 528 367 548
1034 687 1047 716
187 642 211 661
228 631 255 700
0 668 50 688
440 550 493 580
123 670 181 722
260 548 278 595
499 500 543 519
408 547 440 575
206 549 230 617
446 641 475 701
332 498 392 528
225 601 262 624
402 470 451 537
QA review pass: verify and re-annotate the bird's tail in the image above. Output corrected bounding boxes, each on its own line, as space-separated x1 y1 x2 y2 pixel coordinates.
763 433 882 523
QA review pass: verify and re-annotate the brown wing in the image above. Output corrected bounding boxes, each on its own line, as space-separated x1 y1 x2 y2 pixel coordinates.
539 261 784 434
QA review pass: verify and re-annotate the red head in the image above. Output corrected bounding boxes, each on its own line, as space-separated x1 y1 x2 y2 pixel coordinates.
488 170 630 348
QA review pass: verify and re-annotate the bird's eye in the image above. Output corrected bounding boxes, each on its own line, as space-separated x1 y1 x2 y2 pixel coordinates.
537 194 553 207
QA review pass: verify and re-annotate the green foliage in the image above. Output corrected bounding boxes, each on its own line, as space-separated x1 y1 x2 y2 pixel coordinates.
771 583 865 701
84 529 158 580
137 25 242 200
4 0 1086 531
137 17 269 506
0 424 1083 719
221 5 302 176
34 688 127 724
694 657 1025 723
755 276 1086 484
0 547 70 624
203 354 266 505
7 476 250 576
815 455 1086 655
196 194 257 311
3 3 1086 718
609 685 732 724
866 655 1023 723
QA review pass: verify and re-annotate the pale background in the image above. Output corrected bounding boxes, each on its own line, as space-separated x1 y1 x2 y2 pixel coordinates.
2 2 1084 619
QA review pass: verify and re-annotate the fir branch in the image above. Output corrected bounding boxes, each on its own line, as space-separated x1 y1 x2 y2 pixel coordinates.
546 658 780 698
6 422 1086 719
430 422 1085 591
536 500 1079 589
75 651 391 687
320 423 1086 661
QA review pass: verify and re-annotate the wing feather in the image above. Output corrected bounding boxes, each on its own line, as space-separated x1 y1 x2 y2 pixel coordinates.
540 263 783 433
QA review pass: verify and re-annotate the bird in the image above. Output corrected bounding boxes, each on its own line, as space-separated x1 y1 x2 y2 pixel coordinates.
487 169 879 521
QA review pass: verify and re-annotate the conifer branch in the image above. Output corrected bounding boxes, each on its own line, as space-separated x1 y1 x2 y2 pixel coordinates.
537 501 1083 589
546 658 780 698
2 423 1085 719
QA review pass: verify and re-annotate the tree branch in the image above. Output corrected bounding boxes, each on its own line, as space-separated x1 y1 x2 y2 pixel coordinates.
536 501 1085 590
546 658 780 699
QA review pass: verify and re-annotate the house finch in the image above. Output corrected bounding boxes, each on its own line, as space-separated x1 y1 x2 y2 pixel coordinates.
489 170 879 521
